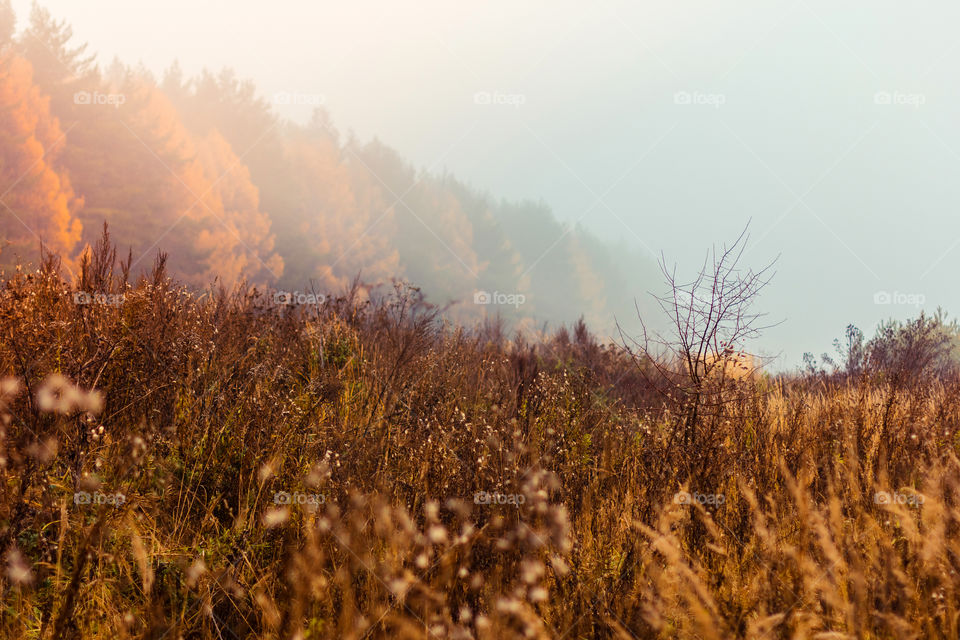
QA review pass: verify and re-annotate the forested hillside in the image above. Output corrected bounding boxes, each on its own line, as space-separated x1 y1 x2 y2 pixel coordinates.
0 2 655 332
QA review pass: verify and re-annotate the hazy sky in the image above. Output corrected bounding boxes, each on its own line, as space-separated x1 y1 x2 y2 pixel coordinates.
12 0 960 367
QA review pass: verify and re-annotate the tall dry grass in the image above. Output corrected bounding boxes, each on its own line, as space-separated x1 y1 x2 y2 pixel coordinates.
0 236 958 638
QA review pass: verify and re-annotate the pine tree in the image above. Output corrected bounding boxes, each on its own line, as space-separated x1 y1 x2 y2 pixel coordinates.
18 4 96 115
0 1 15 50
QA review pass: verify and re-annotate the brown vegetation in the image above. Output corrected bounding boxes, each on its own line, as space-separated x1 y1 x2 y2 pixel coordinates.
0 233 958 639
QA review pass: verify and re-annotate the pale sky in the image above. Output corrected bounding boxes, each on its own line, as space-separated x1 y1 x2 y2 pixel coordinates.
12 0 960 367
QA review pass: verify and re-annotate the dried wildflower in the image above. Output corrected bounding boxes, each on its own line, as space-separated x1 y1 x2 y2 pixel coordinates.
35 374 103 414
521 560 544 584
25 437 58 463
185 559 207 587
550 555 569 576
425 500 440 522
529 586 548 602
262 507 290 528
0 377 22 398
428 525 448 544
5 548 33 585
258 462 275 482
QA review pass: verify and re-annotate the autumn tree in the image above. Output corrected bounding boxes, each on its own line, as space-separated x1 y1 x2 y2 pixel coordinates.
0 48 82 266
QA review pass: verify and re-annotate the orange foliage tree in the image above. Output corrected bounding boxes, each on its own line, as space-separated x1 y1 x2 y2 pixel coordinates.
0 51 82 265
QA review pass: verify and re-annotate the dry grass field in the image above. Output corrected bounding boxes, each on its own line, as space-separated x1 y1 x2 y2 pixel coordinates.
1 235 959 639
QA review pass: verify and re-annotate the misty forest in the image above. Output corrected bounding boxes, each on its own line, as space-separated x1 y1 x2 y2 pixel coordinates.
0 5 655 335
